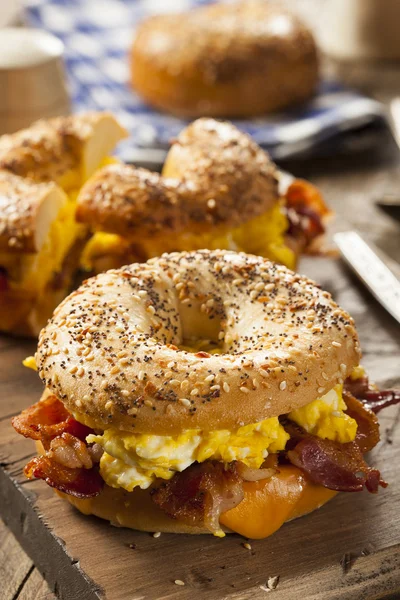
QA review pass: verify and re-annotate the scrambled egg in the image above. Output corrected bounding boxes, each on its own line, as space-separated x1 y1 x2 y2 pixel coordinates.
1 192 84 293
87 385 358 492
22 356 37 371
349 365 366 381
288 385 357 443
81 201 297 272
87 417 289 491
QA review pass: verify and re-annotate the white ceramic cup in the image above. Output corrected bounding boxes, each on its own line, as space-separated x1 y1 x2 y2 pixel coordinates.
0 28 71 134
318 0 400 60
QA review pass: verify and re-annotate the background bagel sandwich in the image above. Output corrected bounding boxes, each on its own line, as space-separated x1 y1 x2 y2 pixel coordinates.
13 250 399 538
131 0 319 118
0 112 127 336
78 118 330 274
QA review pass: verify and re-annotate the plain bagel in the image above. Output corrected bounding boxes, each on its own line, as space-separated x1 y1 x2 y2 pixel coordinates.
36 250 361 435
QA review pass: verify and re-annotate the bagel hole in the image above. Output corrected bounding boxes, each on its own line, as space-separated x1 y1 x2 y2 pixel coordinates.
179 338 223 355
177 300 225 355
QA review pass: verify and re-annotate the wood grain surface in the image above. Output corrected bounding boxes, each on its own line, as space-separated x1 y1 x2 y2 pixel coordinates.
1 2 400 598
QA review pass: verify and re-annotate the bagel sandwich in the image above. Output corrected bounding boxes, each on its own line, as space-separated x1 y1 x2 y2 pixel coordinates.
78 118 330 274
13 250 399 539
0 112 127 336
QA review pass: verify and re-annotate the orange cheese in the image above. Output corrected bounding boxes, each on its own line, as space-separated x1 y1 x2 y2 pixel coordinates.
220 465 337 539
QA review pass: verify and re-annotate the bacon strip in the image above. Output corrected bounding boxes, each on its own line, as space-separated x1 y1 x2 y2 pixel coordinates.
343 392 380 454
0 268 8 292
12 394 92 449
24 456 103 498
284 179 329 252
12 396 103 498
284 420 386 493
151 461 245 534
344 376 400 414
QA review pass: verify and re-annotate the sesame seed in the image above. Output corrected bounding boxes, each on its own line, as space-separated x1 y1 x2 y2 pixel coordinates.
174 580 185 586
240 386 249 394
191 388 199 396
279 381 287 391
69 366 78 374
332 341 342 348
223 382 230 393
180 398 191 407
318 387 325 394
153 531 161 538
243 542 252 550
207 198 216 209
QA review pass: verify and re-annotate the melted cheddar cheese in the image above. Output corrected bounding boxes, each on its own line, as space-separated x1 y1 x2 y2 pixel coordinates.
220 465 337 539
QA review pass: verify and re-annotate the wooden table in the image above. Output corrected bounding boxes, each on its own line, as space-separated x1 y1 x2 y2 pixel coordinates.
2 4 400 599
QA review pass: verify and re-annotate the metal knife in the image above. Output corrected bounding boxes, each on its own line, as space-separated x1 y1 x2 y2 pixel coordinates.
334 231 400 324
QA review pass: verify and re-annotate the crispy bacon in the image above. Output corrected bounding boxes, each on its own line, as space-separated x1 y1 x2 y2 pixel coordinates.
12 395 93 449
47 432 93 469
151 461 245 534
284 179 330 252
24 456 103 498
12 395 103 498
0 268 8 292
345 376 400 414
343 392 380 453
284 421 386 493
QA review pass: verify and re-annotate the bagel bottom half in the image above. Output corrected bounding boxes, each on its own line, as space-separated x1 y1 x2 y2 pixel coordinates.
56 465 337 539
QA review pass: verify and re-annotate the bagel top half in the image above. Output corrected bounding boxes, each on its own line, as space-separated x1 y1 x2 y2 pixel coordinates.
0 111 127 189
36 250 361 435
76 118 278 239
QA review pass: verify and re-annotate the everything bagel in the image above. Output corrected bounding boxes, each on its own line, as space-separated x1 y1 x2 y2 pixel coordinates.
15 250 395 538
131 0 319 117
36 250 360 434
78 119 329 273
77 119 278 240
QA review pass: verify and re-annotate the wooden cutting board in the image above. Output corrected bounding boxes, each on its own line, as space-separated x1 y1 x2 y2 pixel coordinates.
1 117 400 599
1 250 400 600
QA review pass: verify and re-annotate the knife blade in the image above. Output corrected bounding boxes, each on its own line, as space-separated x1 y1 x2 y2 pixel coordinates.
334 231 400 324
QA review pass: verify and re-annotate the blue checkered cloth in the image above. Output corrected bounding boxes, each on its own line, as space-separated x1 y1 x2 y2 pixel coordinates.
24 0 385 161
